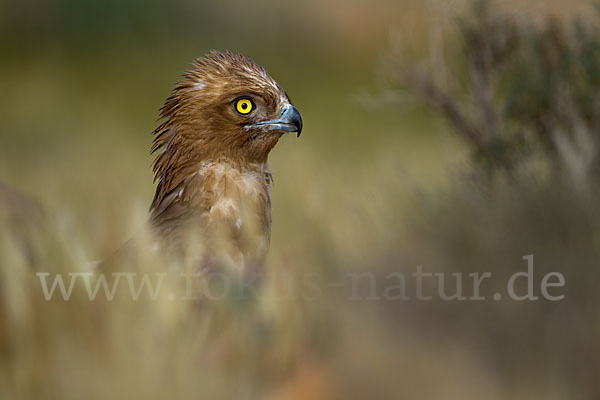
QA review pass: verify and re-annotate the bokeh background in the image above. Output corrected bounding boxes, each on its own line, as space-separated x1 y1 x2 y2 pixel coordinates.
1 0 599 399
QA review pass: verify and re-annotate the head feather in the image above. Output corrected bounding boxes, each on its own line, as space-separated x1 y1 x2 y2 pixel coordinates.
149 50 290 216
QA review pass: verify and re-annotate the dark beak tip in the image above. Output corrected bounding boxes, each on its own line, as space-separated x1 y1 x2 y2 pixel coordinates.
290 106 303 138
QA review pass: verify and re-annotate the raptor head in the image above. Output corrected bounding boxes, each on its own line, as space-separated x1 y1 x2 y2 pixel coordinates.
151 50 302 167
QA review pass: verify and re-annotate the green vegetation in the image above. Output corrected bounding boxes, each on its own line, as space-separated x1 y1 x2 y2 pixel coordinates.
390 0 600 183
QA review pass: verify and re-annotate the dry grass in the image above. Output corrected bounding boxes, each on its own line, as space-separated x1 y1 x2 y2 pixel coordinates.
2 135 599 399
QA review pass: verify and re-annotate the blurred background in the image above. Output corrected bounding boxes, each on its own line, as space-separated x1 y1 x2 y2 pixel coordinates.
1 0 600 399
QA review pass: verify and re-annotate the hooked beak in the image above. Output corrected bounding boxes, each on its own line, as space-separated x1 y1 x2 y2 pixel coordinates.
247 104 303 137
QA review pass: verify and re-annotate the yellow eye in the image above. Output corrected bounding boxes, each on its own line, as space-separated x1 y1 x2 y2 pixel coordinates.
235 98 254 115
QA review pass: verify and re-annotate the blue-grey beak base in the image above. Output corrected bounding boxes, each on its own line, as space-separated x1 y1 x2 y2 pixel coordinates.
248 105 303 137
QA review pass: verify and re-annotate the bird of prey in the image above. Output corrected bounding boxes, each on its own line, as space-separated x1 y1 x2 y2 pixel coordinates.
146 50 302 272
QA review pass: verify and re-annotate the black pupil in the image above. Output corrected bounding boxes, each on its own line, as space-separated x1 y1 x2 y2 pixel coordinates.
241 102 248 109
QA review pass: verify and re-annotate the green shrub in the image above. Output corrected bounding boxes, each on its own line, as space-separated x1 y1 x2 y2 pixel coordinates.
389 0 600 185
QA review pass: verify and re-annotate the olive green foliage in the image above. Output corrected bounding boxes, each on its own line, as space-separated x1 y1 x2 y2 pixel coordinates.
395 0 600 181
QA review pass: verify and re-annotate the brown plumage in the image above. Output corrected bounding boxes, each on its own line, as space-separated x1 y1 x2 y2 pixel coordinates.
146 50 302 271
